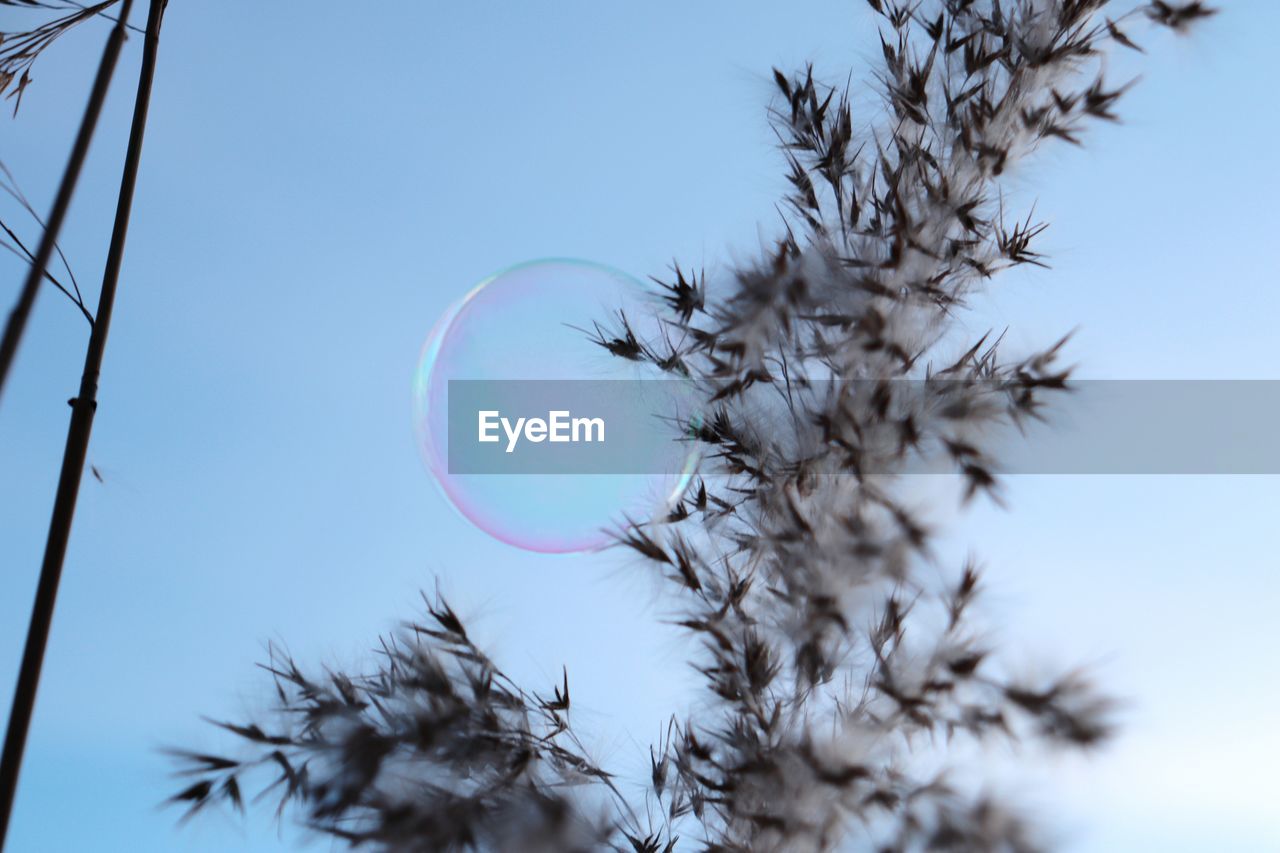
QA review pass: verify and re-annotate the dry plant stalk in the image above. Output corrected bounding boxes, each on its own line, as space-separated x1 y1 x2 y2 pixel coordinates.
170 2 1214 850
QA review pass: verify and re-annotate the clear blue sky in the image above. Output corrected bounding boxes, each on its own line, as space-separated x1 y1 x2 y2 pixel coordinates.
0 1 1276 850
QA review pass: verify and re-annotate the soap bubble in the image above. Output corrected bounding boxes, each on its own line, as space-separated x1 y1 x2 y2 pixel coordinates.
414 259 699 553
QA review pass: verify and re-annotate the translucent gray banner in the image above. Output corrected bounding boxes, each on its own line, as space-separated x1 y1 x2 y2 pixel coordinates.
446 380 1280 475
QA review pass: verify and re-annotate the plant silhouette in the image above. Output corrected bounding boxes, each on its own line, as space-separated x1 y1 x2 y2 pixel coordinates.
167 2 1215 850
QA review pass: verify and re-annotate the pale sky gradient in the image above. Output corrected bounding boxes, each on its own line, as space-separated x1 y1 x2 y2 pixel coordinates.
1 2 1276 851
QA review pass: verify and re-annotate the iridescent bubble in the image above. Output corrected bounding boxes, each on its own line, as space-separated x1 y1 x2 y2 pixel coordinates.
414 259 699 553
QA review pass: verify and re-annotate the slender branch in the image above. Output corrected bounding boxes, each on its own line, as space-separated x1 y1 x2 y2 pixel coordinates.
0 1 164 848
0 161 92 326
0 218 92 327
0 0 128 402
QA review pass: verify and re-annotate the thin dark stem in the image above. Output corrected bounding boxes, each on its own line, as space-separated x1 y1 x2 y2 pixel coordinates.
0 0 164 847
0 0 131 402
0 220 94 327
1 161 91 321
76 1 146 35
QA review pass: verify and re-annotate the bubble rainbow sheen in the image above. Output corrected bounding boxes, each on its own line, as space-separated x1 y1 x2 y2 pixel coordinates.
413 259 698 553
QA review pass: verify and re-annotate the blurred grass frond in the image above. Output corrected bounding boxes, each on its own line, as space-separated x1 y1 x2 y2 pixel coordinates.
1 0 123 115
174 2 1215 850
